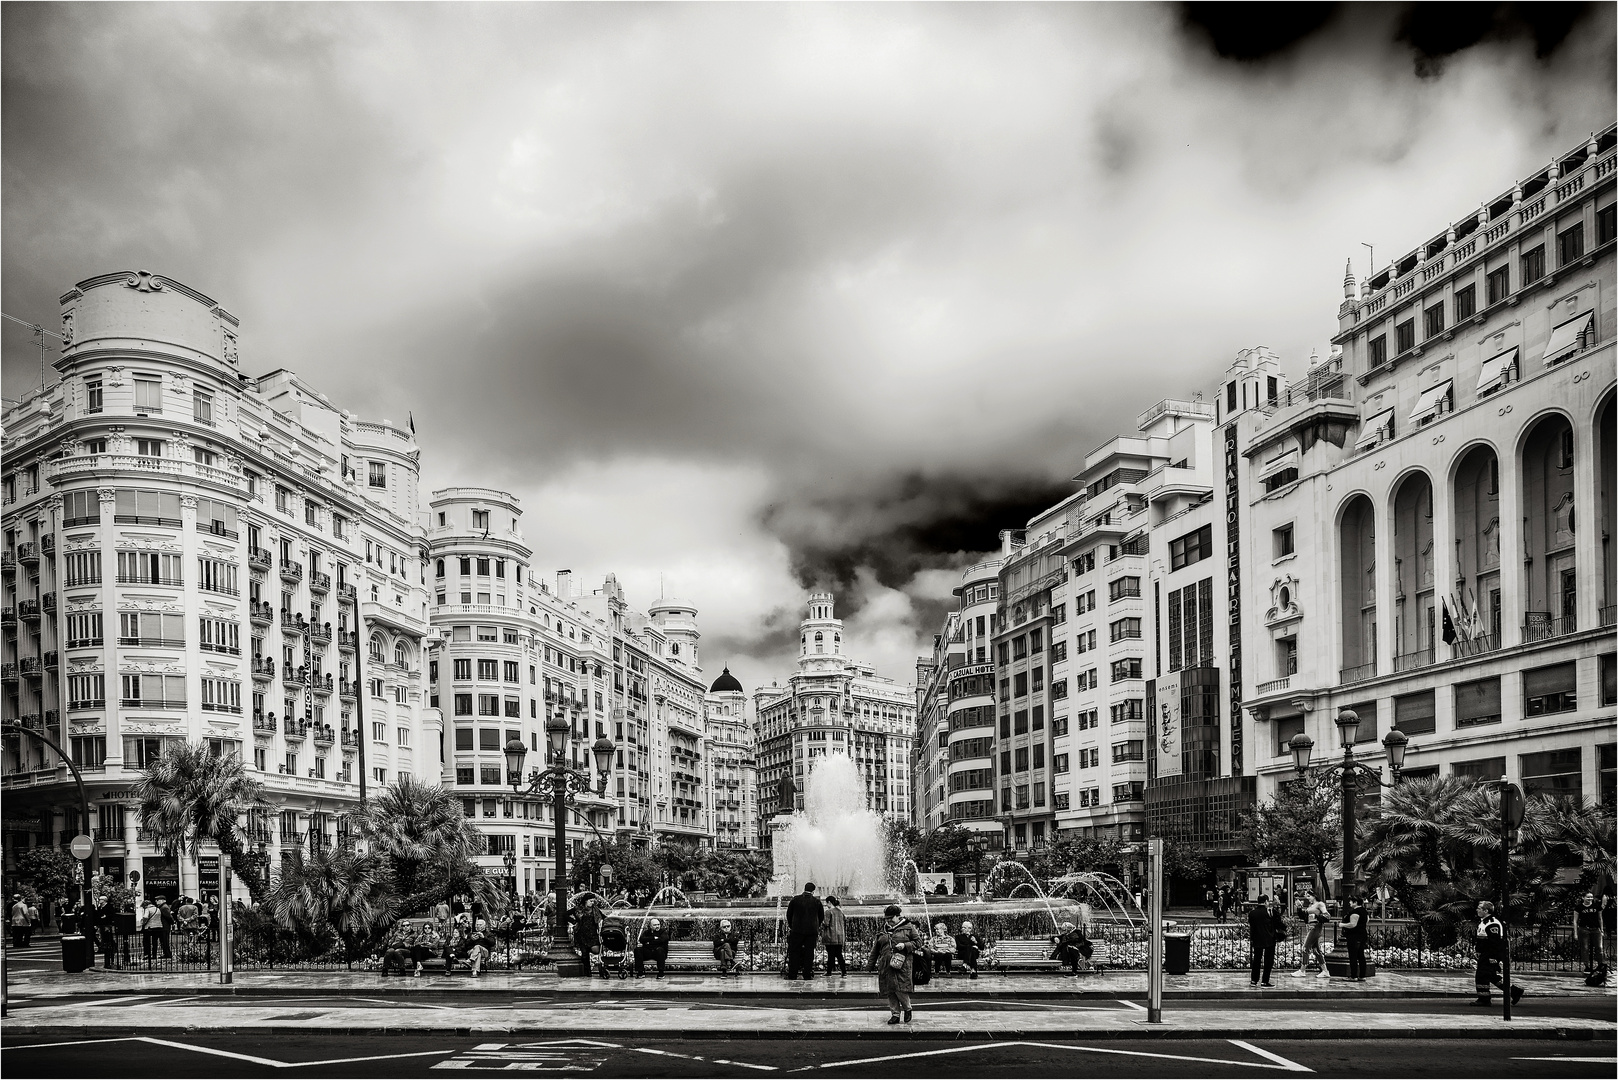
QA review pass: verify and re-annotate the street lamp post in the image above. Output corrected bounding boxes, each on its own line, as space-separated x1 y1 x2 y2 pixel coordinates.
1288 709 1411 975
504 716 614 973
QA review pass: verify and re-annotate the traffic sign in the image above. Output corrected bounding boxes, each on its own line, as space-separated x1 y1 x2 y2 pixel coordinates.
70 834 93 860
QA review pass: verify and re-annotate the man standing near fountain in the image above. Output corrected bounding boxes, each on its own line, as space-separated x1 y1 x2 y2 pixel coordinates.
785 882 824 980
822 895 849 976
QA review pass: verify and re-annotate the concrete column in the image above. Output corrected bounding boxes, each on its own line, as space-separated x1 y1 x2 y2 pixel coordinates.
124 801 142 900
1373 498 1395 677
1432 469 1458 658
1574 405 1600 630
1496 439 1525 645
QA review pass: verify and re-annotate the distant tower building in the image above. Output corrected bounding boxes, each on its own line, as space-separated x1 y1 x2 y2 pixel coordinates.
705 666 759 849
754 593 916 845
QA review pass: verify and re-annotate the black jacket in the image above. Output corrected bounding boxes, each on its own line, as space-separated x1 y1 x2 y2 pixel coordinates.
637 926 671 954
785 892 824 940
1248 904 1284 945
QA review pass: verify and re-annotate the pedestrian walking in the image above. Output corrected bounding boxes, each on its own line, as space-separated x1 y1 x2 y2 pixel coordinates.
634 917 670 978
25 899 40 946
1291 889 1330 979
784 881 824 980
868 904 920 1025
1248 894 1283 987
953 920 983 979
1575 892 1603 973
712 918 742 976
821 895 848 975
1470 900 1523 1007
9 894 29 948
1341 891 1369 982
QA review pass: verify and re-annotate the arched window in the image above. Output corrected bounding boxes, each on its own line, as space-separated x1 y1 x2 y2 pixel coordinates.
370 635 386 662
394 641 407 667
435 558 445 578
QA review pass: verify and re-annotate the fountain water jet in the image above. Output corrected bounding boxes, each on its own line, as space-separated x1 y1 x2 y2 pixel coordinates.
769 753 890 897
981 861 1062 932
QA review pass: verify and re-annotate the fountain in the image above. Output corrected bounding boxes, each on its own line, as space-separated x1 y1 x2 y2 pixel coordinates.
900 859 933 932
1048 871 1146 927
981 860 1062 932
769 753 891 897
634 885 694 938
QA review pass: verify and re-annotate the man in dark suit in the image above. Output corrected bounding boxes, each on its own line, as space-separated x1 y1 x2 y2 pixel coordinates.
784 882 824 980
1248 893 1284 987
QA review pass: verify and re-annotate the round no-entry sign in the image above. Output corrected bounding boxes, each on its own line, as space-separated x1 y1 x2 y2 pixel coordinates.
70 834 93 859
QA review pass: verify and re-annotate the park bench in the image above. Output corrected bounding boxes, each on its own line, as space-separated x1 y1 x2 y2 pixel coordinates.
989 937 1111 972
664 940 721 971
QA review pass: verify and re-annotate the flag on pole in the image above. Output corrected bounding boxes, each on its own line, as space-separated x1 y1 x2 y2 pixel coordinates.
1441 597 1457 646
408 411 416 435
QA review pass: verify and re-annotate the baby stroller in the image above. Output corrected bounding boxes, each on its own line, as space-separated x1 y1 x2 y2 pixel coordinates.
597 917 632 979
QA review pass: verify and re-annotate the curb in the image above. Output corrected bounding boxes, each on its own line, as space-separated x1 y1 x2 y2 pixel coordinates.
3 1023 1608 1042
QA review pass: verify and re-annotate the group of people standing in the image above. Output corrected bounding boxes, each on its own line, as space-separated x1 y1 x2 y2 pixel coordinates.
783 882 988 984
1245 888 1372 986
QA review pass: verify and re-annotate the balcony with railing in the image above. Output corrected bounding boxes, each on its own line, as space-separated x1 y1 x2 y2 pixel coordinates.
1522 612 1576 643
249 599 274 626
1339 661 1377 686
1255 676 1291 694
249 547 273 571
19 656 42 678
310 622 332 646
1451 633 1501 658
17 599 41 622
1602 605 1618 628
47 451 246 493
339 679 357 700
311 672 334 695
40 535 55 556
1 551 15 573
250 655 276 681
309 571 331 593
1393 648 1435 673
338 583 357 603
0 609 14 632
280 610 308 634
253 712 277 734
337 630 357 651
284 720 309 741
16 541 39 565
280 559 303 583
313 724 336 747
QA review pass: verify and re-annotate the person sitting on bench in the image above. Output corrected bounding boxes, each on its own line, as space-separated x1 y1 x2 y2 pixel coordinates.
1050 921 1093 977
635 917 671 978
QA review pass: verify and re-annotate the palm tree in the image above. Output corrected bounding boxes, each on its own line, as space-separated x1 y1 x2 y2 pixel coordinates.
265 846 394 965
349 774 503 914
135 741 267 891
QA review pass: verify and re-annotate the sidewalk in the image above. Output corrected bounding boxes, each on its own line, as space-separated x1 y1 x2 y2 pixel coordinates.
8 964 1613 1001
6 996 1614 1042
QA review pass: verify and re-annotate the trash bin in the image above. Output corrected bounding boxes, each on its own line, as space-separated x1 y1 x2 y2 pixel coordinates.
1163 931 1192 975
60 934 93 973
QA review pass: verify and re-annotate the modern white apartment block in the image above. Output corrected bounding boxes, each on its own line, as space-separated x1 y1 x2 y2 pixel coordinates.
1240 126 1617 815
755 593 915 842
2 270 436 902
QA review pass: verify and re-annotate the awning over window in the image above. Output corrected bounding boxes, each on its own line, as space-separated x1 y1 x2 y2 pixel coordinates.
1542 309 1593 365
1476 346 1518 394
1354 407 1395 450
1258 448 1300 481
1409 379 1453 422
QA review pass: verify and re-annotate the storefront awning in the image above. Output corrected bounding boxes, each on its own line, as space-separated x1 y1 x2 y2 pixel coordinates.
1542 309 1593 365
1353 407 1395 450
1409 379 1453 423
1476 346 1517 394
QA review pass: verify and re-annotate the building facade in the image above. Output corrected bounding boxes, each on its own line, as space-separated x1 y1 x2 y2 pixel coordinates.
755 593 915 843
2 270 435 903
704 667 760 849
1239 127 1617 824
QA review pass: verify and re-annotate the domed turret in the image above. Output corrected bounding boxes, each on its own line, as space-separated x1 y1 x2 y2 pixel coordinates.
710 666 744 694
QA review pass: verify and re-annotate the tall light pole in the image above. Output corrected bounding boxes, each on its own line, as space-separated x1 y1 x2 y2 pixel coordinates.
505 716 614 972
1289 708 1411 975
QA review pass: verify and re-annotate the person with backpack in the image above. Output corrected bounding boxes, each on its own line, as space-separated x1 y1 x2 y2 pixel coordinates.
1471 900 1523 1007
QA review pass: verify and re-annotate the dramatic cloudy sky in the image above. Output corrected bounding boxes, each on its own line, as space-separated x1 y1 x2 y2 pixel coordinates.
4 3 1613 695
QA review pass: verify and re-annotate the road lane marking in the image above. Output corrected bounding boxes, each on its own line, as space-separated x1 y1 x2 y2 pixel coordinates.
138 1036 286 1068
5 1037 143 1051
1513 1058 1618 1064
1116 999 1147 1011
809 1040 1312 1071
1229 1040 1314 1073
633 1047 778 1072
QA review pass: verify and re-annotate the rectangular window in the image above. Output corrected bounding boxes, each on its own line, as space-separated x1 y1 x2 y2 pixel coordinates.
1599 204 1617 246
71 735 107 767
1273 524 1295 559
1109 617 1142 642
1013 672 1028 698
1367 334 1387 369
1521 244 1545 286
1557 221 1585 266
1454 757 1506 782
193 389 214 425
1395 318 1415 354
1111 740 1145 763
1423 303 1445 339
454 658 472 681
454 693 473 715
1487 264 1511 305
1394 689 1437 735
86 378 103 413
1274 715 1305 758
119 611 186 646
116 550 182 585
368 462 387 488
113 489 182 526
455 729 474 751
133 376 163 413
1169 524 1212 570
1110 658 1142 682
1455 283 1476 321
66 550 102 586
479 694 501 716
1109 699 1143 723
197 557 238 596
120 673 187 708
1520 747 1582 803
200 677 242 713
1455 677 1502 727
1109 576 1141 601
504 660 520 683
478 659 499 681
66 611 104 647
1524 661 1576 716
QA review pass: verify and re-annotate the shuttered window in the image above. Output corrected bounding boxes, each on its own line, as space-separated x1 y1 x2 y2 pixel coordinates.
1394 690 1436 735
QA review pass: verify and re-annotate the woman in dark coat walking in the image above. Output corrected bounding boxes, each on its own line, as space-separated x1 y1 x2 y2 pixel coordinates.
868 905 921 1024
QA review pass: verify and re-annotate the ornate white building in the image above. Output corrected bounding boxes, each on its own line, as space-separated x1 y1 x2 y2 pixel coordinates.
2 270 435 903
755 593 915 845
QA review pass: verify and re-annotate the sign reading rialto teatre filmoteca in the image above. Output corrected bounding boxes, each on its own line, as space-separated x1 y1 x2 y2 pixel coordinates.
1156 673 1182 779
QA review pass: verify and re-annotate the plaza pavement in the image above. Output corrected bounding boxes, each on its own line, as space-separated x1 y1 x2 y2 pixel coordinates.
5 962 1613 1042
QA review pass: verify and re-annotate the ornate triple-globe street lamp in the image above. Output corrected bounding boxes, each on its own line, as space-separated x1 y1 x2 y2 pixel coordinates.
504 716 614 964
1287 708 1411 974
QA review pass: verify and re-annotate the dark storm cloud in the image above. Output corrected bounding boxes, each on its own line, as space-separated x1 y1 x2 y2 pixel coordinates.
4 3 1613 689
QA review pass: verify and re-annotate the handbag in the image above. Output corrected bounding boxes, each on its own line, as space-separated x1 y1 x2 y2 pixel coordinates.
888 952 906 969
